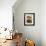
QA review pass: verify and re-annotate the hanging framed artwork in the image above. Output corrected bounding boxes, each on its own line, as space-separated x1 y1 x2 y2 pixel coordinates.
24 13 35 26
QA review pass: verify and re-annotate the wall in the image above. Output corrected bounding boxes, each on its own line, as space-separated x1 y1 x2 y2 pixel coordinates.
0 0 16 30
41 0 46 46
0 0 16 38
13 0 41 46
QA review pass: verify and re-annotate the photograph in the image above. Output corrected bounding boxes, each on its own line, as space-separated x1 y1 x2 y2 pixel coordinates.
24 13 35 26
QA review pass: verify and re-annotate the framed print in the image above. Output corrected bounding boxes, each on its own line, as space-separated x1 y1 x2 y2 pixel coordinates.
24 13 35 26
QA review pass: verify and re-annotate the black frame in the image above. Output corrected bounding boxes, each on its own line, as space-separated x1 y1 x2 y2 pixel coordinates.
24 13 35 26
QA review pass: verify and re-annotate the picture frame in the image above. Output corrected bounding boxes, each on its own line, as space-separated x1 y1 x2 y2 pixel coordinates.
24 13 35 26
